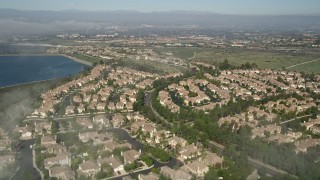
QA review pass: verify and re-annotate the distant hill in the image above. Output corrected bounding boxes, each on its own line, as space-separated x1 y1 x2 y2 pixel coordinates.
1 9 319 27
0 9 319 39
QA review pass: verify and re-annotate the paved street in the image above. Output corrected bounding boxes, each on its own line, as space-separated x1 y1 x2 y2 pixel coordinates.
11 139 41 180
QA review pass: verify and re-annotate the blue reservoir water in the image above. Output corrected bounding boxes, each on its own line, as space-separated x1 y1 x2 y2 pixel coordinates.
0 56 87 87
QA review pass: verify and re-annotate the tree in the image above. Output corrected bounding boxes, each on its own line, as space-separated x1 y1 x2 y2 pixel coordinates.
133 90 145 111
151 167 160 174
51 120 59 135
140 153 153 166
124 161 138 172
146 146 170 162
204 167 219 180
95 171 107 179
101 163 114 177
71 157 82 170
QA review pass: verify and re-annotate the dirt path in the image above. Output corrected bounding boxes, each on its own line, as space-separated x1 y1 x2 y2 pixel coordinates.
285 59 320 69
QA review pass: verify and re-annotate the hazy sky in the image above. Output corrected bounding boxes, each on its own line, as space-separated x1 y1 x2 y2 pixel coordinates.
1 0 320 15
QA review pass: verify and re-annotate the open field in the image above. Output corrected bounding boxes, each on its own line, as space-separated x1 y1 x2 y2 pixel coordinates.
122 59 181 74
155 47 207 59
156 47 320 73
72 54 103 64
73 53 182 74
290 60 320 73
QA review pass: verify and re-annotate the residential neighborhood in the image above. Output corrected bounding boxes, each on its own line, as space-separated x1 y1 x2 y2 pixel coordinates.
6 60 320 180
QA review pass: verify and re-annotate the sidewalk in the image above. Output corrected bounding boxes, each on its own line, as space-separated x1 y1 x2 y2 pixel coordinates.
33 149 44 180
103 164 154 180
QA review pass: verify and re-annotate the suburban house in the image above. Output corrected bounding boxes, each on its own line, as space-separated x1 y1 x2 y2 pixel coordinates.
108 102 116 111
123 149 141 165
43 143 67 154
77 104 86 114
76 117 94 129
178 144 202 161
295 138 320 153
41 135 56 145
65 105 75 115
93 114 110 127
96 102 106 111
302 118 320 134
201 152 224 167
182 161 209 177
48 165 75 180
138 173 159 180
153 130 171 144
167 136 187 148
97 155 124 174
34 121 51 135
44 153 71 169
79 132 99 143
160 166 192 180
14 125 32 140
251 124 282 139
78 131 111 145
77 161 100 177
112 114 125 128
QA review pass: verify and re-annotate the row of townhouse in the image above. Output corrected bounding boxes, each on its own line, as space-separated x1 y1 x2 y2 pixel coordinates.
158 90 180 113
32 65 106 118
127 113 224 178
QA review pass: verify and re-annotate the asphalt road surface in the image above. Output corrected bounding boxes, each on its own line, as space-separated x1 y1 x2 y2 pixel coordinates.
11 139 41 180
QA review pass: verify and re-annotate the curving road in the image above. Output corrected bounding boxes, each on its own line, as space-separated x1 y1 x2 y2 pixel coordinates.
105 128 183 180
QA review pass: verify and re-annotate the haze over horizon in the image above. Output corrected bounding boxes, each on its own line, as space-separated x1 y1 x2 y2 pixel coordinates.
1 0 320 15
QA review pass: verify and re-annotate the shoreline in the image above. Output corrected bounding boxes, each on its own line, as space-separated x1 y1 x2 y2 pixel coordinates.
0 77 65 90
0 53 92 89
58 54 93 66
0 53 93 66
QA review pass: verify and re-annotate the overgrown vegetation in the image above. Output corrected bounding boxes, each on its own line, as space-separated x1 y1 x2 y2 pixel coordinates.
145 145 171 162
